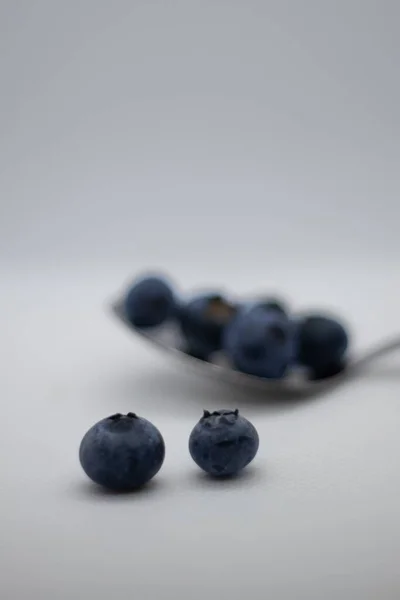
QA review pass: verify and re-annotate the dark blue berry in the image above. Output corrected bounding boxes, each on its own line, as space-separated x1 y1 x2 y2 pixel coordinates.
124 275 175 328
296 315 349 376
179 293 237 358
189 409 259 477
223 308 295 378
79 413 165 491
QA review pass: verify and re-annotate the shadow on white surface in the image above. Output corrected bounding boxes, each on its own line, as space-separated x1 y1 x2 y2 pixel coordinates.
70 477 169 502
187 465 264 490
71 466 265 502
102 360 400 418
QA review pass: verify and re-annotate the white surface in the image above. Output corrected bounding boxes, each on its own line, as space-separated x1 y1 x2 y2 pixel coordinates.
1 2 400 599
2 267 400 600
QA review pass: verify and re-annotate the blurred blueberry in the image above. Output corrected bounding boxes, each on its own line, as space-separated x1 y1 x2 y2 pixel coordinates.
296 314 349 377
179 293 237 358
124 274 175 328
79 413 165 491
223 308 295 378
189 409 259 477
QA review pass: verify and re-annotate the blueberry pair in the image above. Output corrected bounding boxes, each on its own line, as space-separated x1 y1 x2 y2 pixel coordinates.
79 409 259 492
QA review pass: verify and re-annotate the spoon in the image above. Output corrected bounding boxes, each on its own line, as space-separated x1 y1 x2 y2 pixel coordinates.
110 298 400 397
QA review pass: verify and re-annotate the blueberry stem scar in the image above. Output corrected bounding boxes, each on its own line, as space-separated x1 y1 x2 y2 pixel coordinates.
108 413 138 421
109 413 123 421
202 409 239 418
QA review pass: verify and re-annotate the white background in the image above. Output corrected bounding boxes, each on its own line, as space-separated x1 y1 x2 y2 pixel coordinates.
1 2 400 599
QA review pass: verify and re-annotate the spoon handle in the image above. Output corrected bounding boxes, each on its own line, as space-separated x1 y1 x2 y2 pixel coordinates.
352 335 400 371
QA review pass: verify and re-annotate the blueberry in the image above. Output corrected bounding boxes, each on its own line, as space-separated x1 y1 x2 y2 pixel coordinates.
179 293 237 358
124 275 175 328
223 308 295 378
296 314 349 377
79 413 165 491
189 409 259 477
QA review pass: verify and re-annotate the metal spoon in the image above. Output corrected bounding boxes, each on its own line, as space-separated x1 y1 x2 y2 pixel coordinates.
110 298 400 397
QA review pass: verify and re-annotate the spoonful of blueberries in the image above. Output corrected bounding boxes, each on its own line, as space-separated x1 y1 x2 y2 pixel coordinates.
111 272 400 395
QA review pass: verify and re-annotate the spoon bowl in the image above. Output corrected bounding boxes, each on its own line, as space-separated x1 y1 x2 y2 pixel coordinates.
110 298 400 398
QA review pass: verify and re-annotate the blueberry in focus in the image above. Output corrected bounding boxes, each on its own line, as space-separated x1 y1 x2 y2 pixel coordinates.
79 413 165 491
223 308 295 379
189 409 259 477
296 314 349 378
179 293 237 359
124 274 175 328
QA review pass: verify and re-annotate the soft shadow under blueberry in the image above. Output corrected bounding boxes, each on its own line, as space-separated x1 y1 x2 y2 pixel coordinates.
187 465 264 490
70 477 167 502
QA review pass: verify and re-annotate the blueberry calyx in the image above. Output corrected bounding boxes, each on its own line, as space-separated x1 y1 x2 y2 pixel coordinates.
108 412 138 421
202 409 239 418
108 413 123 421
